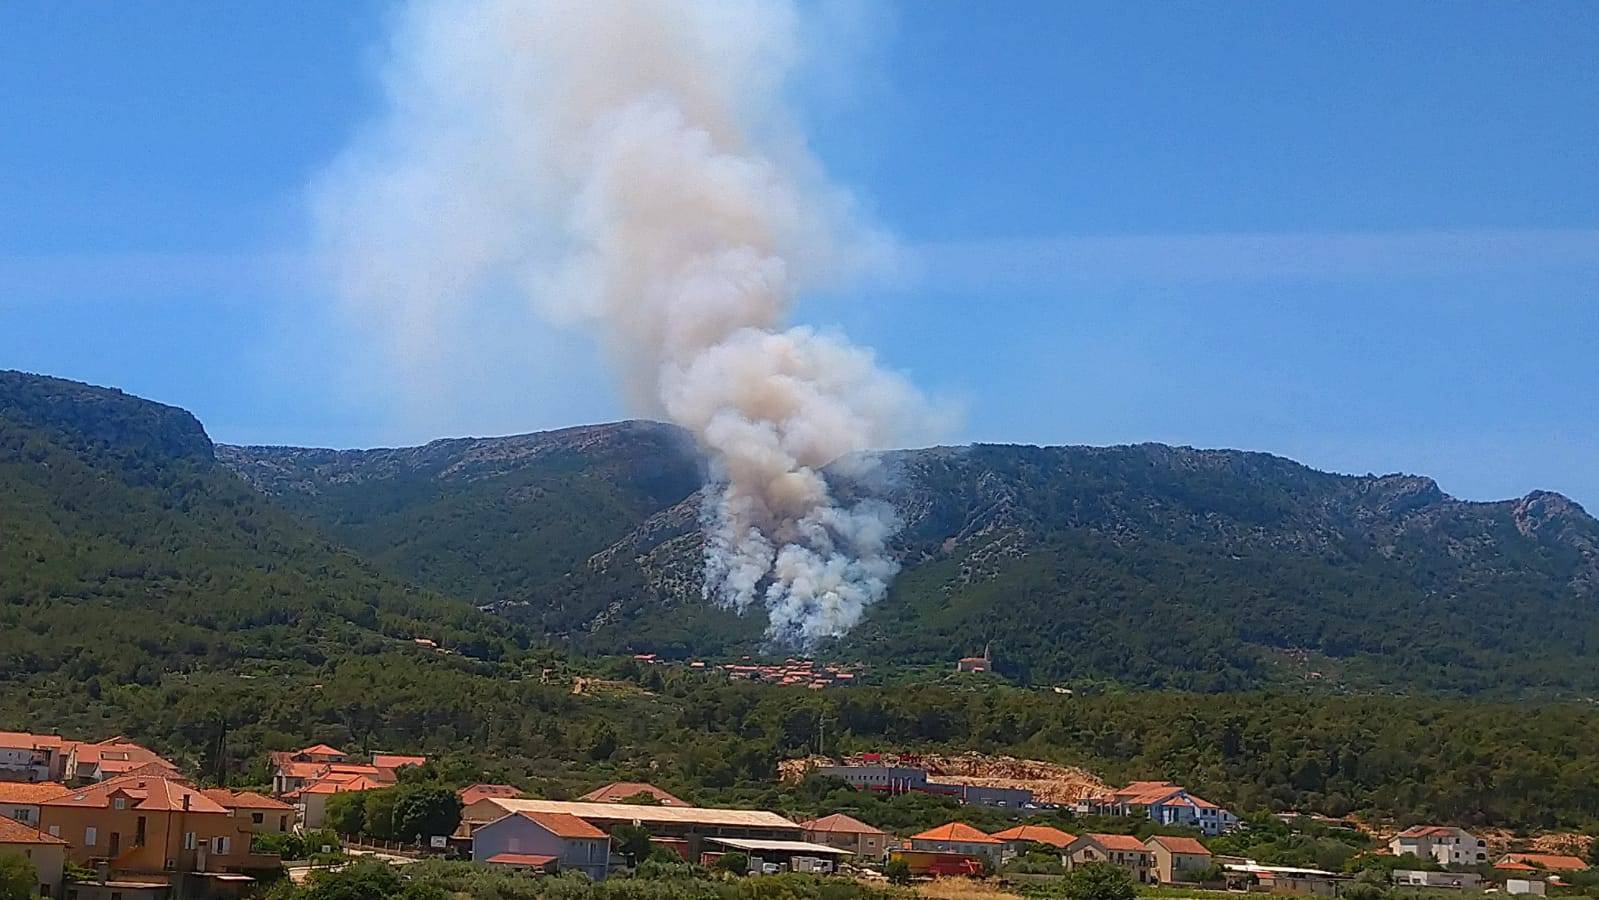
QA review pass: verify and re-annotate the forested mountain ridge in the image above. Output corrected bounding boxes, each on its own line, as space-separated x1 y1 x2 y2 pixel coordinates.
217 421 704 611
4 369 1595 696
0 370 517 686
222 415 1599 695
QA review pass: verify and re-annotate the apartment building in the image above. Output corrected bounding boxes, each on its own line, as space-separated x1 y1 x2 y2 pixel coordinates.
1389 826 1487 865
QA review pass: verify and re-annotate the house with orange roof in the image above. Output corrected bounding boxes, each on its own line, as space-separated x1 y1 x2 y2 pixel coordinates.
472 810 611 881
907 822 1004 864
1498 853 1589 873
0 731 77 782
293 745 346 763
1496 861 1538 873
1146 834 1213 883
802 813 888 858
371 753 427 773
268 744 347 796
1065 833 1154 882
0 780 71 828
992 824 1077 853
64 739 179 784
1080 781 1239 835
201 789 296 849
0 811 68 897
36 773 281 883
459 784 526 807
292 769 393 830
578 782 686 807
1389 826 1487 865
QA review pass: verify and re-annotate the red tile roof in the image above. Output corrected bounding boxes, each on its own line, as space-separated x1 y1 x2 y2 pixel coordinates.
578 782 686 806
803 813 886 836
911 822 1001 844
275 761 328 779
1113 781 1187 805
1148 835 1211 855
326 764 386 776
1397 826 1464 838
459 784 525 806
1500 853 1589 872
372 754 427 770
74 740 179 776
1088 833 1150 853
201 789 294 811
516 811 607 839
991 825 1077 848
486 853 557 867
0 815 68 845
300 774 385 795
0 782 71 804
298 744 344 757
43 775 229 814
0 731 67 751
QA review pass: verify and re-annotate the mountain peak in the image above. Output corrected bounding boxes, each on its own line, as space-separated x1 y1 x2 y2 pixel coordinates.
0 370 213 464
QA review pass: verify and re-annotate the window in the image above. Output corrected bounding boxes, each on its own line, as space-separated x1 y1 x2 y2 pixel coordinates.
113 797 125 810
47 826 59 838
183 832 196 850
279 816 288 830
214 837 231 854
251 812 264 824
12 809 30 823
84 827 97 846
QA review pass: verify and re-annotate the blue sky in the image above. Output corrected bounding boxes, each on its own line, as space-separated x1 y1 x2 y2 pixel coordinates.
2 2 1596 508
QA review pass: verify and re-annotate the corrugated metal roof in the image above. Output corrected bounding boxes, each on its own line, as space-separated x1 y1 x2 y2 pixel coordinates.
708 838 853 855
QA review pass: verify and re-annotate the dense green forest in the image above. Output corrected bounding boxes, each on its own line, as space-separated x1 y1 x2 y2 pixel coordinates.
5 648 1598 831
0 371 522 685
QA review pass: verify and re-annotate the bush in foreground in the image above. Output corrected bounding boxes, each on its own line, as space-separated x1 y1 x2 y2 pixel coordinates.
265 859 897 900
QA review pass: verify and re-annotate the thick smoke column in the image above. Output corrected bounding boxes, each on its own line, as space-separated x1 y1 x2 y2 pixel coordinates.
314 0 928 646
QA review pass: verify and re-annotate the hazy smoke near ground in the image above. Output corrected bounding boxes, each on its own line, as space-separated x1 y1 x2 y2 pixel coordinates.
314 0 931 646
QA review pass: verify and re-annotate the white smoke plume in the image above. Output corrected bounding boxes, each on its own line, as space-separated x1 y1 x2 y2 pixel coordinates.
314 0 931 646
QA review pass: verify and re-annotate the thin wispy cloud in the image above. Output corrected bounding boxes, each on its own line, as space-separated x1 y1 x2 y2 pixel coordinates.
6 228 1594 307
0 250 310 306
913 228 1599 289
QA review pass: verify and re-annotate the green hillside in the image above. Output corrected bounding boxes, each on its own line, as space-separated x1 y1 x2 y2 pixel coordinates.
224 428 1599 696
7 369 1597 697
4 370 1599 829
216 421 703 622
0 370 518 687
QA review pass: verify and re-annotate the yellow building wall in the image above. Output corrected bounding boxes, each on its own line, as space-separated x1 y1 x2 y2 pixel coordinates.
36 805 256 875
